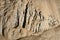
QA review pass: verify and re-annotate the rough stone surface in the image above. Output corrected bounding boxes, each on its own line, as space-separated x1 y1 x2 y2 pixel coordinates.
0 0 60 40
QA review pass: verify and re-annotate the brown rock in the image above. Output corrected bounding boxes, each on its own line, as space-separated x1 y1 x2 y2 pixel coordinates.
0 0 60 40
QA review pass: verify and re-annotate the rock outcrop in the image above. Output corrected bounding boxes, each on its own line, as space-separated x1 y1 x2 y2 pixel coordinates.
0 0 60 40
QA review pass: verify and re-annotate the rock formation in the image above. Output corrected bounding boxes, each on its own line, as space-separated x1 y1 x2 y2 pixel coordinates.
0 0 60 40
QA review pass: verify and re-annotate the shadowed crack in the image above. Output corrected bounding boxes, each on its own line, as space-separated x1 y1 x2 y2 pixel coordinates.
22 3 28 28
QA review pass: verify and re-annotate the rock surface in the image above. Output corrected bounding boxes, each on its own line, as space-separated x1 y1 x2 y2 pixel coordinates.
0 0 60 40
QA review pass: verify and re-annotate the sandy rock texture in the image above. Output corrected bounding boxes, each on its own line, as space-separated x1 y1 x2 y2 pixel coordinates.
0 0 60 40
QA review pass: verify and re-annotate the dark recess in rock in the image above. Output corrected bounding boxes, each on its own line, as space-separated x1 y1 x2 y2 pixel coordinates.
22 3 28 28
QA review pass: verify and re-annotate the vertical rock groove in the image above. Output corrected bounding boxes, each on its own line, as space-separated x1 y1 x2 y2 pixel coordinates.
39 11 44 21
0 0 60 40
22 3 28 28
2 15 5 36
14 10 19 28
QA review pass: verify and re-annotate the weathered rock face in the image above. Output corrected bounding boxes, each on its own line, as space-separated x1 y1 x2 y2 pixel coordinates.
0 0 60 40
